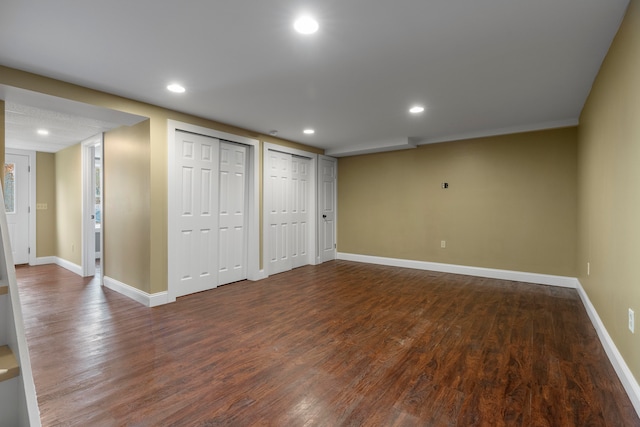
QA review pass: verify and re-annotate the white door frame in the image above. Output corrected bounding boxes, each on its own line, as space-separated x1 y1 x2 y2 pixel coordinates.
167 120 261 303
81 134 103 277
263 143 318 277
5 148 36 266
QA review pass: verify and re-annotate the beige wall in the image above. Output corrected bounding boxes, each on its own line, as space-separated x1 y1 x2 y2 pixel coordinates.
104 121 151 293
54 144 82 265
36 152 56 257
0 66 320 294
578 0 640 380
338 127 578 276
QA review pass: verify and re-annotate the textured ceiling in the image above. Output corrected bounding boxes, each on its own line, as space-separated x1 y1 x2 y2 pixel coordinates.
0 0 630 155
5 103 121 152
1 86 147 153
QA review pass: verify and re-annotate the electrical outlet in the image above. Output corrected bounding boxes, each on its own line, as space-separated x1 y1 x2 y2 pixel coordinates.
629 308 635 333
440 240 446 249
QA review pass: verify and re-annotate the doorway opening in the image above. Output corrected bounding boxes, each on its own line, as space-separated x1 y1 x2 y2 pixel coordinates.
82 134 103 278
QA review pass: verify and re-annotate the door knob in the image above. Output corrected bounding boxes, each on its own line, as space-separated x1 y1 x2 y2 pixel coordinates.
322 214 327 218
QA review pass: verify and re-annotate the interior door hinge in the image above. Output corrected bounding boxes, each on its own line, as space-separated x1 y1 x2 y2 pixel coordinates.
28 247 30 254
28 166 31 173
28 206 30 213
334 244 337 249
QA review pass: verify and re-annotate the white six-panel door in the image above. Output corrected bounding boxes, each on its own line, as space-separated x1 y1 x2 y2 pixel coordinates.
175 132 251 297
319 155 337 262
218 142 248 285
267 150 292 275
266 150 313 275
291 156 311 269
175 131 220 297
169 121 260 303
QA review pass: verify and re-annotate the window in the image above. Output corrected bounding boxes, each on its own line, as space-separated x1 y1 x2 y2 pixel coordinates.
4 162 15 214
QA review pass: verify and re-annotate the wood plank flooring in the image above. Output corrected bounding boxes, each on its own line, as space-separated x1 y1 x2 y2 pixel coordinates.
15 261 640 426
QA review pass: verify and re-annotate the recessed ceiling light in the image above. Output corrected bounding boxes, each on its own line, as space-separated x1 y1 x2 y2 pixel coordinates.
294 16 319 35
409 106 425 114
167 83 186 93
37 129 49 135
303 129 315 135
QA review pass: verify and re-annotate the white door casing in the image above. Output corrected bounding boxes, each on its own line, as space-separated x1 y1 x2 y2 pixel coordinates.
218 142 248 286
175 131 220 297
319 155 337 262
4 152 30 264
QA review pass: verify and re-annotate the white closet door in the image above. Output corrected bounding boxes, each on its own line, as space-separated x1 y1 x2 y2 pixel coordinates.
267 150 292 275
291 156 311 269
175 131 219 297
218 142 248 285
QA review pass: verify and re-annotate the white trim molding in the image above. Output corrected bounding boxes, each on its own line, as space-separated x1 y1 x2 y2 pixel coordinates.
103 276 168 307
251 269 267 282
337 253 578 288
34 256 56 266
575 280 640 416
54 257 82 276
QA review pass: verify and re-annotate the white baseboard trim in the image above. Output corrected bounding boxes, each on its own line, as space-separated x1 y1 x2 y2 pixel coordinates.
33 256 56 266
337 253 577 288
248 269 267 281
575 279 640 417
103 276 168 307
54 257 82 276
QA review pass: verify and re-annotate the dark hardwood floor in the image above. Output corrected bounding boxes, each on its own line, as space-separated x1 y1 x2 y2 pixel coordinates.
15 261 640 426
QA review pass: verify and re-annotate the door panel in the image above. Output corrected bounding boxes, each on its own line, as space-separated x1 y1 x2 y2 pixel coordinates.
291 156 311 268
267 151 292 274
319 156 337 262
218 142 248 285
266 151 313 274
175 131 219 297
4 153 29 264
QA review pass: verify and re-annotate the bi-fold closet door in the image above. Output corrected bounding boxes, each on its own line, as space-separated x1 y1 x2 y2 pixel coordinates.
266 150 313 275
174 130 248 298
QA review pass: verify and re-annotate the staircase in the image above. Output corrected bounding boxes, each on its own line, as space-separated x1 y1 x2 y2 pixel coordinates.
0 184 40 426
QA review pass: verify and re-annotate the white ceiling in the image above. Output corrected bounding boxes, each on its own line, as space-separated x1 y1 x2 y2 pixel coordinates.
0 0 630 155
0 86 146 152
